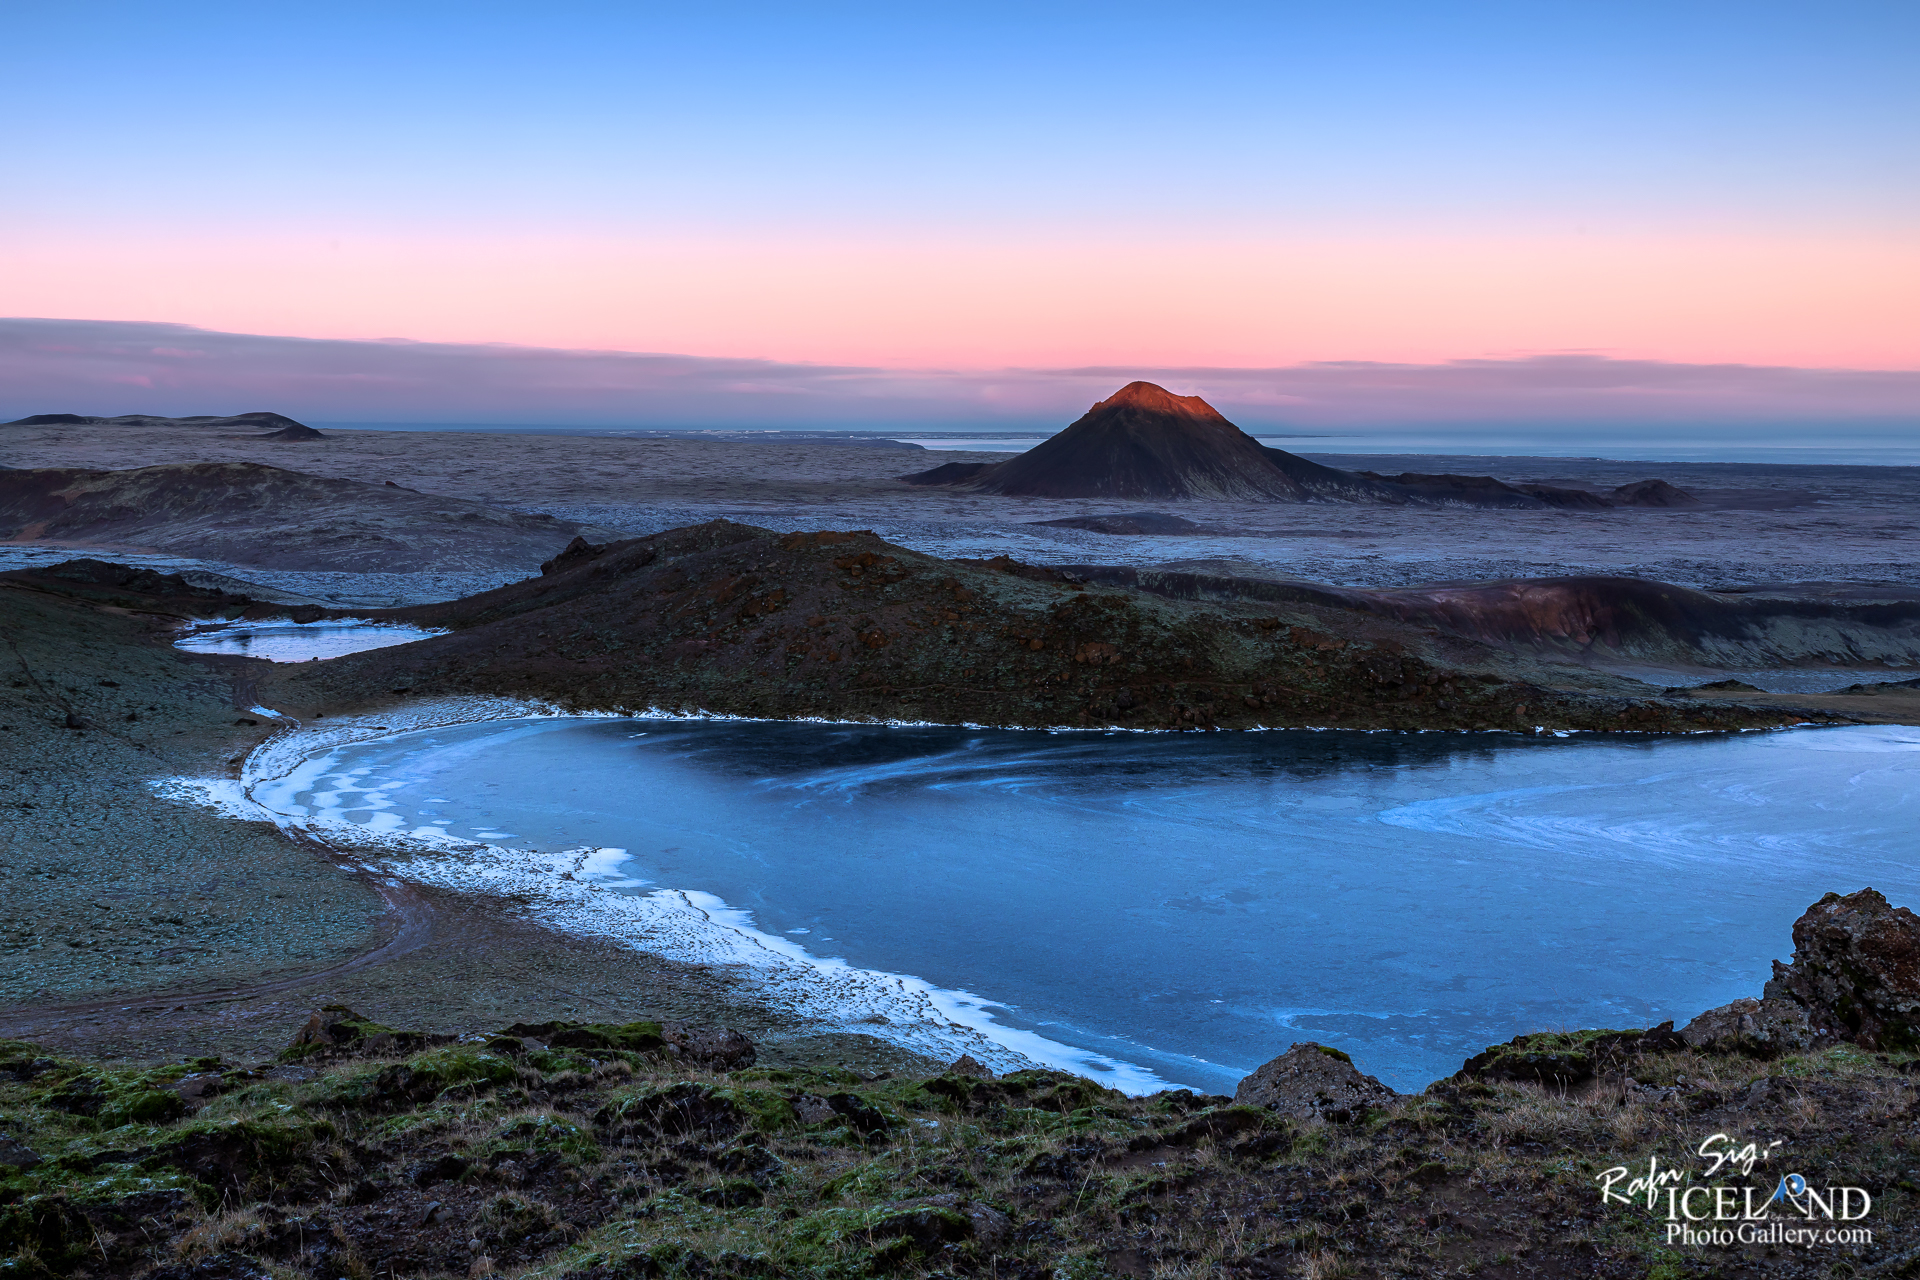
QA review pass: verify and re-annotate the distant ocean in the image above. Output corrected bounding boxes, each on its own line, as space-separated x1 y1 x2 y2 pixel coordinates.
310 423 1920 468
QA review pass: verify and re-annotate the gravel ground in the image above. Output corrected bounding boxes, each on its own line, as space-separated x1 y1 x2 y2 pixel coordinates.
0 589 388 1007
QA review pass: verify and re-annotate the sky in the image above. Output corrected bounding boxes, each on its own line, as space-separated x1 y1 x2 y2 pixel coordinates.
3 1 1916 430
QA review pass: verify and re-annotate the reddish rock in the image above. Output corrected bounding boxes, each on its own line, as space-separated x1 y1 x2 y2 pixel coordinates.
1763 888 1920 1049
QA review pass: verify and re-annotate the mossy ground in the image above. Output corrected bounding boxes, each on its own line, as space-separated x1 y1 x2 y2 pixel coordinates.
4 1029 1919 1279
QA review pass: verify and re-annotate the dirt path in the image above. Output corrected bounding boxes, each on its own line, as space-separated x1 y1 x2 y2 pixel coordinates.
0 842 434 1043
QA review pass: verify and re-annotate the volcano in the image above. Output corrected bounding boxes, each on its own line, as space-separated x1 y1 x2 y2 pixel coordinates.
904 382 1404 502
903 381 1697 509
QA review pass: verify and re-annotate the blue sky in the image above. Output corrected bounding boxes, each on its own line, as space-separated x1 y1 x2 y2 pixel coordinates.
3 2 1914 427
13 1 1913 236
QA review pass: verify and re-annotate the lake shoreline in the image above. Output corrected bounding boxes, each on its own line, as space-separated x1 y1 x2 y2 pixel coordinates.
224 705 1920 1095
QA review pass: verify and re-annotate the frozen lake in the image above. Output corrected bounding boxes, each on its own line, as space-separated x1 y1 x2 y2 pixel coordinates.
264 718 1920 1093
175 619 446 662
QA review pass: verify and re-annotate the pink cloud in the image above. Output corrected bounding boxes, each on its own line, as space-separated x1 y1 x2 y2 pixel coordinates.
2 319 1915 432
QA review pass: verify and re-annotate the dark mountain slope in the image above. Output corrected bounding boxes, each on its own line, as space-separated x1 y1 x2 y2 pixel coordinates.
262 520 1815 734
959 382 1332 500
904 382 1682 508
1064 566 1920 673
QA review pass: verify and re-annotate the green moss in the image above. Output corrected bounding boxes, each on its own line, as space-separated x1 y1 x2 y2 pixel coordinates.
483 1113 601 1164
997 1105 1134 1137
1314 1045 1354 1065
820 1160 903 1203
317 1047 520 1111
710 1088 798 1134
276 1008 401 1062
524 1048 607 1076
97 1088 185 1127
138 1109 337 1197
506 1020 666 1053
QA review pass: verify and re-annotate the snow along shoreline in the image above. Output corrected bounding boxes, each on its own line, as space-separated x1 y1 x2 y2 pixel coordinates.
156 696 1179 1093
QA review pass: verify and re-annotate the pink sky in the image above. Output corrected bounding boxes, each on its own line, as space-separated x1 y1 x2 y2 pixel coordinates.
5 318 1916 431
6 230 1915 371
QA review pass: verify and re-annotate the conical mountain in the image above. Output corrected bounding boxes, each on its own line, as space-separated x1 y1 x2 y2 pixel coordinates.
906 381 1405 502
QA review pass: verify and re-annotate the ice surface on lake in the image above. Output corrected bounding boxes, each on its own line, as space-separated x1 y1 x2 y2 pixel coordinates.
265 718 1920 1093
175 619 446 662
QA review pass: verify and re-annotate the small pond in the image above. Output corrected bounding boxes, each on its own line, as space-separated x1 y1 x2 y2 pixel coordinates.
175 619 446 662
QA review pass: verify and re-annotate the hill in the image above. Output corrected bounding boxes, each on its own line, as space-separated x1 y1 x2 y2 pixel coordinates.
258 520 1816 734
5 410 315 431
905 382 1405 502
904 382 1685 509
0 462 618 573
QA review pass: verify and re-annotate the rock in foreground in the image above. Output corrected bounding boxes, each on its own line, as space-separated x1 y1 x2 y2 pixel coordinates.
1233 1042 1396 1121
1762 886 1920 1049
1679 996 1817 1057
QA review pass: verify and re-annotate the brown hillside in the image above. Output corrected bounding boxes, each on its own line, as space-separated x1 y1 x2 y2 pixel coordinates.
265 520 1817 734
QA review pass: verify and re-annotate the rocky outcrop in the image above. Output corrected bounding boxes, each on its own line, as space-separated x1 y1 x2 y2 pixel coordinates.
539 534 610 575
662 1023 758 1070
285 1006 448 1059
1612 478 1698 507
1362 472 1578 509
1030 511 1209 535
1679 998 1817 1057
1762 888 1920 1049
1234 1042 1396 1121
1029 511 1207 535
1065 564 1920 677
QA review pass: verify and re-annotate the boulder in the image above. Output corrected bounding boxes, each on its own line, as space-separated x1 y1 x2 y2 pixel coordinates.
540 535 611 576
287 1005 393 1053
284 1005 445 1059
1679 998 1817 1057
945 1054 995 1079
1762 888 1920 1049
1234 1042 1396 1121
866 1194 1011 1248
0 1134 42 1169
664 1023 758 1070
792 1094 839 1126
